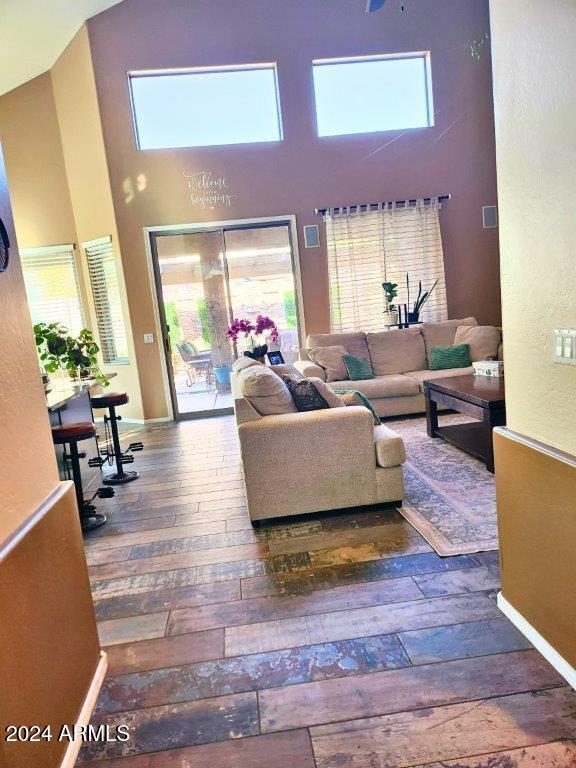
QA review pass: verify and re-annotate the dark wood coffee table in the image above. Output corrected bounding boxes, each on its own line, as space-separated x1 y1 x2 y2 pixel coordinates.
423 374 506 473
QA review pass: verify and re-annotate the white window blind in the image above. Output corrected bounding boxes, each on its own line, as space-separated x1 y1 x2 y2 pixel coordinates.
20 244 85 335
84 236 129 364
325 199 448 333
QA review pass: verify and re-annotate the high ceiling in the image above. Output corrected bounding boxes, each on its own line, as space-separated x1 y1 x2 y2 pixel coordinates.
0 0 125 96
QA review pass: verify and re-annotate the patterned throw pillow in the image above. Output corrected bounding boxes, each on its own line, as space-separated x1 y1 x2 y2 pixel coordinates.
282 376 330 411
342 354 375 381
429 343 472 371
334 389 382 425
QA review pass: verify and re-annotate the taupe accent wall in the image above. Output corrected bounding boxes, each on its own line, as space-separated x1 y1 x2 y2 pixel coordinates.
87 0 500 419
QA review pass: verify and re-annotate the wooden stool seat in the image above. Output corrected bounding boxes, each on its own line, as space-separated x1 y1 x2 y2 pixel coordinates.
52 422 97 445
91 392 129 409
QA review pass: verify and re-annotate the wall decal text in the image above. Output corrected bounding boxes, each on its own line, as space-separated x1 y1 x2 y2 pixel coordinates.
185 171 237 209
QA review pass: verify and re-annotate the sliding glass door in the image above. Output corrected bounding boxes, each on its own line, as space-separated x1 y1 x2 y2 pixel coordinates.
151 221 302 419
223 225 300 364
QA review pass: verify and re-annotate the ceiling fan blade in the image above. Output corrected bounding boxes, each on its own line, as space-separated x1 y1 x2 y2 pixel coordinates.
366 0 387 11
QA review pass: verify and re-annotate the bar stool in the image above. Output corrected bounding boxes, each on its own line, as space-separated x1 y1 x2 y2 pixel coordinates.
51 422 112 532
90 392 143 485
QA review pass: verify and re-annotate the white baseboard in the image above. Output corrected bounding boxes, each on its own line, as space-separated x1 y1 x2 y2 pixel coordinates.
144 416 172 424
497 593 576 690
59 650 108 768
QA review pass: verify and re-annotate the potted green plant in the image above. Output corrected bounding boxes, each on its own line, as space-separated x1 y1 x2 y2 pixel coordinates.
405 275 440 324
382 281 399 326
34 323 109 386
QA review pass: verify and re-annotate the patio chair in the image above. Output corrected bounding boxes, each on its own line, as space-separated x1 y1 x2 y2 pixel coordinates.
176 341 213 389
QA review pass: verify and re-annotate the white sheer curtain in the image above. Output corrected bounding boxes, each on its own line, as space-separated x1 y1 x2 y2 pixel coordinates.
325 198 448 332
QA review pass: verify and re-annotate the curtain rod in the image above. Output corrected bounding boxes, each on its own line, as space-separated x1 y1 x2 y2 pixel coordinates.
315 194 451 216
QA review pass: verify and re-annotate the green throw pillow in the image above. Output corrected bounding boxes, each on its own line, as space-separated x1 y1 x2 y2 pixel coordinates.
430 343 471 371
342 354 375 381
334 389 382 425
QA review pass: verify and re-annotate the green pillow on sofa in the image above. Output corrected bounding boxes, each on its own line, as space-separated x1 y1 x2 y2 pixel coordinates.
342 354 374 381
430 343 471 371
334 389 382 425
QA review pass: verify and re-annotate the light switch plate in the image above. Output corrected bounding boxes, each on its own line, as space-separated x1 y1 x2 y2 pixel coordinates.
554 329 576 365
144 333 154 344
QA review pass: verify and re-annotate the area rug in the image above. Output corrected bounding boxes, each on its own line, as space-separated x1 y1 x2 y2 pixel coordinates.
386 414 499 557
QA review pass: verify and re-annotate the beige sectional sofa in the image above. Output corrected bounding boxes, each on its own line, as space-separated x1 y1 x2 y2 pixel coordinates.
295 317 499 417
231 358 406 525
231 318 501 524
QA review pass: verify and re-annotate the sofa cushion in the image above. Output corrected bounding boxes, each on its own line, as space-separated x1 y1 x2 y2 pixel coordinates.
329 374 420 399
233 355 262 375
366 328 427 376
282 376 346 411
270 363 305 380
454 325 501 362
308 345 348 383
307 332 370 362
343 354 375 381
238 365 297 415
421 317 478 363
374 425 407 468
282 376 331 412
404 366 474 393
429 343 472 371
334 389 382 425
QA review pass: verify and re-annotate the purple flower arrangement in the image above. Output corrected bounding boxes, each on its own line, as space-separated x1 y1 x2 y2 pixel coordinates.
227 315 279 360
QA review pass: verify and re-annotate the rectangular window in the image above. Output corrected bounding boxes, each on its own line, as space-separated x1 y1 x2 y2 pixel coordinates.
84 236 129 364
20 244 85 336
129 64 283 149
313 53 433 138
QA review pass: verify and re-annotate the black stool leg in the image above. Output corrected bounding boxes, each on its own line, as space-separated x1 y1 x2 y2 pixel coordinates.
103 404 139 485
68 440 107 533
68 440 85 513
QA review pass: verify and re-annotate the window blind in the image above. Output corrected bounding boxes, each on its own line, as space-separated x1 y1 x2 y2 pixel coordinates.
325 199 448 332
20 244 85 335
84 236 129 365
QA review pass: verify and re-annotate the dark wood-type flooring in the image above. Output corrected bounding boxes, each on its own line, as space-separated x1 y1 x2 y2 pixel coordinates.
78 416 576 767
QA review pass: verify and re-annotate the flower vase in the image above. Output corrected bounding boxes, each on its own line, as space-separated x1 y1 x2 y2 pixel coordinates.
244 344 268 362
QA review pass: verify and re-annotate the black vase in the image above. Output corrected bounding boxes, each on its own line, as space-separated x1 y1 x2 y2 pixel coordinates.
244 344 268 362
407 311 420 325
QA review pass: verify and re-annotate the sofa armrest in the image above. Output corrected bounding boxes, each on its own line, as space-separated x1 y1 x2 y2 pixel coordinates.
293 359 327 381
234 396 262 425
238 406 376 519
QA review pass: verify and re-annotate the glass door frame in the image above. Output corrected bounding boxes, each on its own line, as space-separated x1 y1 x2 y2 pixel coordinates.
146 215 306 421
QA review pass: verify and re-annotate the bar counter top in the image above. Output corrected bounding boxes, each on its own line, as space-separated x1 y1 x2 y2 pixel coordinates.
45 373 117 412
